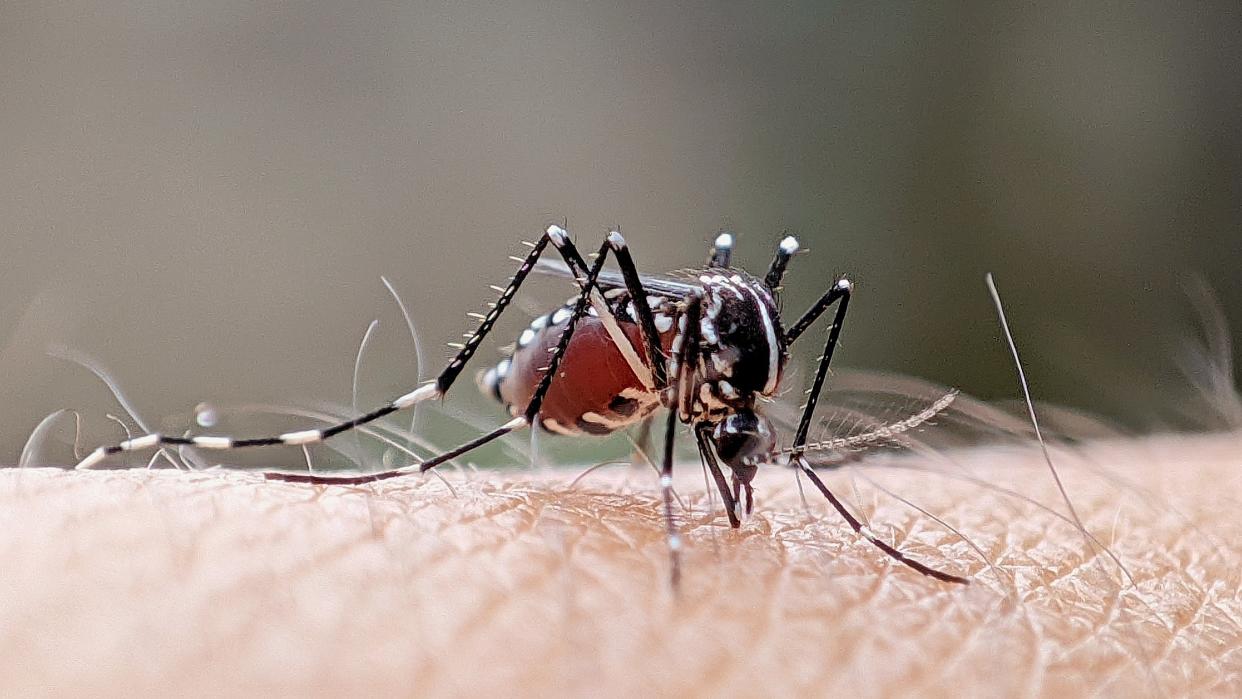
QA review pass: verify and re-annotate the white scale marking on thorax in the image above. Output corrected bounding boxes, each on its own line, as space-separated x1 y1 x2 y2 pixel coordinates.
745 284 781 395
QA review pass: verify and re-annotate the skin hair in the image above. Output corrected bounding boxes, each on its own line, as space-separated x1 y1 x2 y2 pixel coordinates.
2 431 1239 696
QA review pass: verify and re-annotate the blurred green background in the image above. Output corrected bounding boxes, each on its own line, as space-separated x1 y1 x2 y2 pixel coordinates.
2 2 1239 467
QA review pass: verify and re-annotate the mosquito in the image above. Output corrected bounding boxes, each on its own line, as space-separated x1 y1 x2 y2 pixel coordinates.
76 226 969 586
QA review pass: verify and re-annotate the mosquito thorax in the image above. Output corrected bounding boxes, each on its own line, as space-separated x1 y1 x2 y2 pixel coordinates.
691 271 787 418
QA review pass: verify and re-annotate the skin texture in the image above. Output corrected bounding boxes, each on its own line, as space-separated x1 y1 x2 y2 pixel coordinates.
1 432 1239 697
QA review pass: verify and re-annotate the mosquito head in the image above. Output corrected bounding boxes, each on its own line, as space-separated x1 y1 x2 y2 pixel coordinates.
711 409 775 483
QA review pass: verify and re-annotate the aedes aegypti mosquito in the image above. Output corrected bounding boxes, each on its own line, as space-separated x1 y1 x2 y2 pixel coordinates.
77 226 969 586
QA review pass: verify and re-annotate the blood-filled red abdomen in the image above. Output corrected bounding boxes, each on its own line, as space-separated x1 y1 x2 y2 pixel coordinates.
478 311 671 435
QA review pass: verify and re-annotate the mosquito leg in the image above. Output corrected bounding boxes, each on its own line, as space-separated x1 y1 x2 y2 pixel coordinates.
607 232 669 388
695 423 740 528
267 231 622 484
540 228 641 336
74 230 571 471
797 459 970 585
782 279 968 584
659 290 705 587
545 229 667 392
659 397 684 587
783 276 849 344
707 231 734 268
764 235 800 290
784 278 852 452
530 229 675 385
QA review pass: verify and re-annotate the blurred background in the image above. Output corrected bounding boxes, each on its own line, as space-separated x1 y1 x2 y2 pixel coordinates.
2 1 1239 468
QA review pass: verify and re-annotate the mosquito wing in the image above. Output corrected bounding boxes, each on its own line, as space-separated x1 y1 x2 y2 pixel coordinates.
534 258 701 299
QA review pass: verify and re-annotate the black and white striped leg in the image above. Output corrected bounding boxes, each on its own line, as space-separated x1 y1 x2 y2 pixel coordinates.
607 233 669 388
544 225 661 338
77 225 555 470
552 222 592 276
764 235 800 290
265 230 619 485
707 231 734 268
782 280 968 584
660 291 704 587
546 229 666 391
660 402 684 587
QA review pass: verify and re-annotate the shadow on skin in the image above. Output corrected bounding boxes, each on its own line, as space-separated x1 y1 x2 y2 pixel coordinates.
1 432 1239 696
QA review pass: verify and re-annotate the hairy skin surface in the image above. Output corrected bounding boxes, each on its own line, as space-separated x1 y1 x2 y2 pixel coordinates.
2 432 1239 697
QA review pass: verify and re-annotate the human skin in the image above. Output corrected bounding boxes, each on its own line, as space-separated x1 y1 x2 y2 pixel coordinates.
1 432 1239 697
